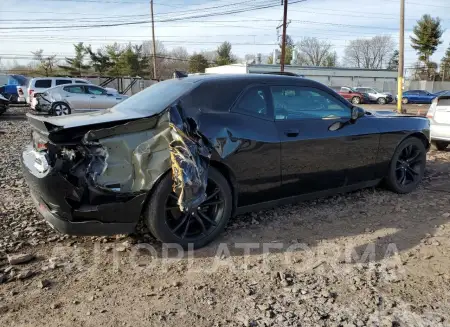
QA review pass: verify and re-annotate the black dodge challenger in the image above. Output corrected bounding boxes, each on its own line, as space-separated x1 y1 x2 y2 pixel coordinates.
22 74 430 248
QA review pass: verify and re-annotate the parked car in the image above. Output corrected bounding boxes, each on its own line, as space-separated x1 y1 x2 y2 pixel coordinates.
330 86 368 105
22 74 430 248
398 90 437 104
0 74 29 103
26 77 91 104
34 84 128 115
427 93 450 151
354 87 393 105
0 93 10 115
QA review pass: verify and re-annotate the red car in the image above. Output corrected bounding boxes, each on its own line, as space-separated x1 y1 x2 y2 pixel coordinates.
331 86 368 105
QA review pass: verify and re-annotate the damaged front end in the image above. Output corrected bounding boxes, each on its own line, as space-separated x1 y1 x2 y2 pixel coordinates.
21 103 214 236
21 112 173 235
168 104 212 212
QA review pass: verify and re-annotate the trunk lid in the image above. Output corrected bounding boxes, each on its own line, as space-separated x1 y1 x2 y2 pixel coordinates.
26 109 147 144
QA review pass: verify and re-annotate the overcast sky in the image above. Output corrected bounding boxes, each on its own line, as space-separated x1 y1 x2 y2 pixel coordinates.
0 0 449 72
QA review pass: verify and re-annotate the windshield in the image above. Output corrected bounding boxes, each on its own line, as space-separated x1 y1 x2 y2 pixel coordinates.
112 79 196 115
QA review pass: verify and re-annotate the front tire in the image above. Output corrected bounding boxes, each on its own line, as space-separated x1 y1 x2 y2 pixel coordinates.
351 96 361 105
51 102 71 116
385 137 426 194
402 97 409 104
431 141 449 151
145 167 232 249
377 97 387 105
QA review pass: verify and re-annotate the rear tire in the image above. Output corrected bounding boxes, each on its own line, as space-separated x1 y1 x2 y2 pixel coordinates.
385 137 426 194
431 141 449 151
377 97 387 105
145 167 232 249
351 96 361 105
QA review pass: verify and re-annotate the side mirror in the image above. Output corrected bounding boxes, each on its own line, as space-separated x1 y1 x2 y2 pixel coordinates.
351 106 365 121
348 90 352 93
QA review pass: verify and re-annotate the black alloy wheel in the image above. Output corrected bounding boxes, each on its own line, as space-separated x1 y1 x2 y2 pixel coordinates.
386 137 426 194
165 180 225 241
145 167 232 249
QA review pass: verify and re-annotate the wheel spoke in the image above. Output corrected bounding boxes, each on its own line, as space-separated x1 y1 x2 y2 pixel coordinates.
193 213 207 234
198 211 217 227
407 151 421 165
205 189 219 202
201 199 224 207
399 170 407 185
171 213 189 233
181 217 192 239
406 165 419 176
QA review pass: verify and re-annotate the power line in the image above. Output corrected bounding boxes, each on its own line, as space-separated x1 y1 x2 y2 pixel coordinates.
0 0 307 30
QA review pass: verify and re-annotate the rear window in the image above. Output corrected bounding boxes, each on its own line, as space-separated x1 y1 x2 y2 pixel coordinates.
112 79 196 115
56 79 72 86
181 80 248 112
34 80 52 88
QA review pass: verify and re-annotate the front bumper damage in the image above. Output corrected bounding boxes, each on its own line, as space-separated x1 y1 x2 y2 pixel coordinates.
21 105 214 236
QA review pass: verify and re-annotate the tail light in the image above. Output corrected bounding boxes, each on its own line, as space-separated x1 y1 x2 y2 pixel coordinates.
427 99 437 118
29 89 34 96
32 132 48 151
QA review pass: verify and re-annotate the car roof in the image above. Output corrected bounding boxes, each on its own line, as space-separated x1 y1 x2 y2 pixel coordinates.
179 73 329 88
31 77 87 81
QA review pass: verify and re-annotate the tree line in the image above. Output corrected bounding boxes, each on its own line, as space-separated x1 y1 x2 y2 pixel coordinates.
24 40 236 80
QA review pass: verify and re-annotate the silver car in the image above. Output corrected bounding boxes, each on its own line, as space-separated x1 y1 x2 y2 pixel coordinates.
36 84 128 116
427 91 450 150
354 87 394 104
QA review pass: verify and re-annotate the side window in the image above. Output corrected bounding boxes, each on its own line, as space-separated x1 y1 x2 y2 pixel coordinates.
341 87 350 92
75 80 88 84
34 79 52 88
55 79 72 86
271 86 351 120
86 85 106 95
234 86 269 117
64 85 85 94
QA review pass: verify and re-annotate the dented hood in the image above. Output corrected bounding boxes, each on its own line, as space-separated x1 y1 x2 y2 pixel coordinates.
27 108 148 130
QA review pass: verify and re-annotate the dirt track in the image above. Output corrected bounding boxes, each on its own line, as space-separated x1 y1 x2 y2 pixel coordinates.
1 107 450 327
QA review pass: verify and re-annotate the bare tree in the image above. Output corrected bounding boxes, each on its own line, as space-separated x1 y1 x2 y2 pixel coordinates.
344 36 395 69
296 37 333 66
31 49 58 76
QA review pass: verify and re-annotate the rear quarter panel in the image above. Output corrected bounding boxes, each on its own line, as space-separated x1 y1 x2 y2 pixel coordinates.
368 113 430 178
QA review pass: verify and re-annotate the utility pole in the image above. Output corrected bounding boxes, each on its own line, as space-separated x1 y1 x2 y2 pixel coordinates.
150 0 157 80
397 0 405 113
280 0 288 72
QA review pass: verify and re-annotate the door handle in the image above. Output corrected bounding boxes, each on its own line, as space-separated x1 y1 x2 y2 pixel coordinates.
284 129 299 137
90 96 96 98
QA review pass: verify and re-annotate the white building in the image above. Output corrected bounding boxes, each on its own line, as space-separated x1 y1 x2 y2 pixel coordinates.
205 63 398 93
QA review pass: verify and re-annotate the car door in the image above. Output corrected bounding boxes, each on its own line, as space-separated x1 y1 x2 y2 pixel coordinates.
272 85 380 198
62 85 89 112
226 84 282 206
86 85 111 110
406 91 419 103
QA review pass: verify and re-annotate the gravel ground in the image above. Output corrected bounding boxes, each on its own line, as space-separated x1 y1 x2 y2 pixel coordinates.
1 107 450 327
